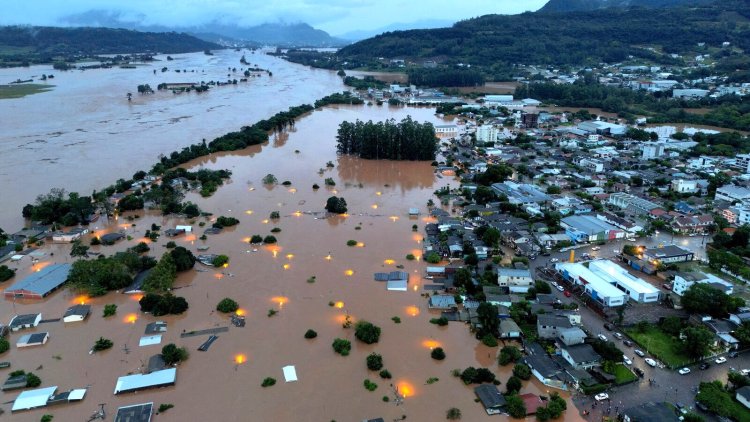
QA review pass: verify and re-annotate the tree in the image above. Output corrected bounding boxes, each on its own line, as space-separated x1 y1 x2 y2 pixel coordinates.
70 240 89 257
325 196 348 214
659 316 683 336
142 253 177 292
26 373 41 388
162 343 189 365
682 325 714 359
477 302 499 336
546 185 561 194
103 304 117 317
217 298 239 313
513 363 531 380
261 377 277 387
446 407 462 420
212 255 230 267
681 283 733 318
505 394 527 418
93 337 113 351
0 265 15 282
506 376 522 394
426 252 441 263
0 337 9 354
68 257 133 296
482 228 501 247
139 293 188 316
366 353 384 370
332 338 352 356
498 346 522 365
355 321 381 344
170 246 196 271
431 347 446 360
304 329 318 339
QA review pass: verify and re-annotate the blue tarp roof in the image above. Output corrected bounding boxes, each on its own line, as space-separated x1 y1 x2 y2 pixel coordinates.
5 264 71 296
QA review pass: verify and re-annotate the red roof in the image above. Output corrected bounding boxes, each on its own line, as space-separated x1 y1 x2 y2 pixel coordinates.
649 208 667 216
520 393 544 415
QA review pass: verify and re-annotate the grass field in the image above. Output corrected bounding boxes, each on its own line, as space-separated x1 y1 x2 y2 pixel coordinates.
0 84 54 99
624 325 692 368
613 364 638 385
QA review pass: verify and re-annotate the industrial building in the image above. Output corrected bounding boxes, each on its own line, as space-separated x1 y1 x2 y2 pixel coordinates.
114 368 176 394
555 262 627 307
642 245 694 264
3 264 71 299
588 260 660 303
561 215 623 243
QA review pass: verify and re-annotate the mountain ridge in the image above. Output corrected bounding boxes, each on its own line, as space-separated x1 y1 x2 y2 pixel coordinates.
539 0 715 13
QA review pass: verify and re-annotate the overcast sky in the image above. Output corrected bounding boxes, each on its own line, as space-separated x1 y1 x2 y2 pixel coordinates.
1 0 548 35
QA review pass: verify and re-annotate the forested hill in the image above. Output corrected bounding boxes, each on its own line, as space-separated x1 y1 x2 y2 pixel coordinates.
538 0 714 14
0 26 219 57
336 0 750 67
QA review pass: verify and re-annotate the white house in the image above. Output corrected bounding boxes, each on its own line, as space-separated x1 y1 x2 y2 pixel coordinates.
671 179 699 194
497 268 533 293
673 272 734 296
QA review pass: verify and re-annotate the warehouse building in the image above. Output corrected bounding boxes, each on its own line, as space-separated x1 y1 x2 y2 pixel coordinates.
561 215 623 243
3 264 71 299
555 262 627 307
588 260 660 303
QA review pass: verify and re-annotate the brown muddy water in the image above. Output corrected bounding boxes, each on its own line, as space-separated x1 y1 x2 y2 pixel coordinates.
0 48 345 231
1 104 581 421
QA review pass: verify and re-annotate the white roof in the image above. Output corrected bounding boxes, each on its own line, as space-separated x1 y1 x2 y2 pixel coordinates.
68 389 87 401
556 262 627 299
386 280 408 291
588 260 659 295
12 386 57 411
283 365 298 382
139 335 162 347
114 368 176 394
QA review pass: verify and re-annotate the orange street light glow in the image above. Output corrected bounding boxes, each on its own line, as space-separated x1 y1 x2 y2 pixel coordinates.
397 381 414 398
130 294 144 302
332 189 338 194
371 204 378 209
376 191 382 196
344 269 355 276
334 301 345 309
286 253 295 260
293 211 302 217
289 188 297 193
413 284 419 292
236 309 246 316
283 264 290 270
272 250 278 258
406 306 420 317
421 340 441 350
124 314 138 324
242 237 252 243
245 210 254 215
262 219 269 224
271 296 289 306
389 216 399 222
235 354 247 364
72 295 89 305
214 273 224 279
384 259 395 265
325 254 332 261
356 242 365 247
222 263 229 268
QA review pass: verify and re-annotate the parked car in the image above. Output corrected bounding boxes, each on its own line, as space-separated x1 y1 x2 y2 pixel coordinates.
564 290 572 297
634 349 645 357
594 393 609 401
613 332 623 339
716 357 728 364
556 285 564 292
592 246 600 251
598 334 608 341
623 356 632 365
613 249 620 254
634 367 645 377
741 369 750 376
678 367 691 375
550 258 559 263
695 402 708 412
623 340 633 347
645 358 657 367
729 351 739 358
551 281 559 288
604 323 614 331
699 362 710 370
662 283 672 290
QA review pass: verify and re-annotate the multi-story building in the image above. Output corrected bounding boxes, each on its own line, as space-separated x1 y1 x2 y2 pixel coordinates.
476 125 499 143
733 154 750 174
715 185 750 203
608 193 661 216
671 179 699 194
642 143 665 160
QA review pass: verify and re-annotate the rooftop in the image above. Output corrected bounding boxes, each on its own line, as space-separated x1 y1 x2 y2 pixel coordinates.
115 402 154 422
643 245 693 259
4 264 71 296
588 260 659 295
563 343 601 364
114 368 176 394
474 384 506 409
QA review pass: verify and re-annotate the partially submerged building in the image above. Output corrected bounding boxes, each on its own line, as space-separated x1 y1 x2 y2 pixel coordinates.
3 263 71 299
114 368 176 394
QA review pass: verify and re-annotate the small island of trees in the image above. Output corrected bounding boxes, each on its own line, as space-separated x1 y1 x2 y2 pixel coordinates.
336 116 437 161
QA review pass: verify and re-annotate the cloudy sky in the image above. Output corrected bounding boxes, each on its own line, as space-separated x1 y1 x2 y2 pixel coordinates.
1 0 548 35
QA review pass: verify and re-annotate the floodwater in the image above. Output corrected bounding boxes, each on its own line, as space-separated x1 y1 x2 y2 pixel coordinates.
0 48 345 231
1 103 581 421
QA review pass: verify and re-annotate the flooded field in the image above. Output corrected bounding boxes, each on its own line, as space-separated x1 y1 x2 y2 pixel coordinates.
1 104 580 421
0 49 345 230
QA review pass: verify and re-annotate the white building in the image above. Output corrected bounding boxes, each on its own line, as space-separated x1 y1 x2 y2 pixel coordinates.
476 125 499 143
435 125 458 138
673 272 734 296
733 154 750 174
588 260 660 303
555 262 628 307
497 268 534 293
716 185 750 203
642 143 665 160
673 89 710 99
671 179 699 194
577 158 604 172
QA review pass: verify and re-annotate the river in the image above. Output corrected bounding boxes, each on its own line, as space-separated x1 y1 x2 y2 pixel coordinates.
0 48 344 231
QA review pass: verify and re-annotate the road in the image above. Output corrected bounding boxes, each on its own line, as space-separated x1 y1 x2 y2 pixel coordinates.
526 236 750 420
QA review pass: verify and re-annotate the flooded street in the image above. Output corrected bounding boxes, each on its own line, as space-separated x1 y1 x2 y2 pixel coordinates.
0 49 345 230
1 103 580 421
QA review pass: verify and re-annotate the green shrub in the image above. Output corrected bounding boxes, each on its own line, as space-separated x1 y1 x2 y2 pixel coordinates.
363 379 378 391
332 338 351 356
270 227 281 233
261 377 276 387
391 316 401 323
406 254 416 260
216 298 239 313
41 415 53 422
93 337 113 352
355 321 381 344
430 317 449 326
513 363 532 380
263 235 277 244
26 373 41 388
158 404 174 413
431 347 446 360
347 239 357 246
103 304 117 317
481 334 498 347
366 353 384 370
161 343 189 365
250 235 263 243
498 345 522 366
379 369 392 379
212 255 229 267
304 329 318 339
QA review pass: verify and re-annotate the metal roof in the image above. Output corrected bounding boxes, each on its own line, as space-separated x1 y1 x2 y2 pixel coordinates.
556 262 627 299
474 384 506 409
562 215 618 235
5 264 71 296
114 368 176 394
588 260 659 295
12 386 57 411
115 402 153 422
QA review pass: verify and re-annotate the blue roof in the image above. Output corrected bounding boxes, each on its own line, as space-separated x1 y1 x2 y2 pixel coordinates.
115 368 176 394
5 264 71 296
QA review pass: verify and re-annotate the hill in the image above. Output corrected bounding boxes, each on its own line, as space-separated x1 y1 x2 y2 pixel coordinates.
60 11 347 47
538 0 714 13
335 0 750 70
0 26 219 66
